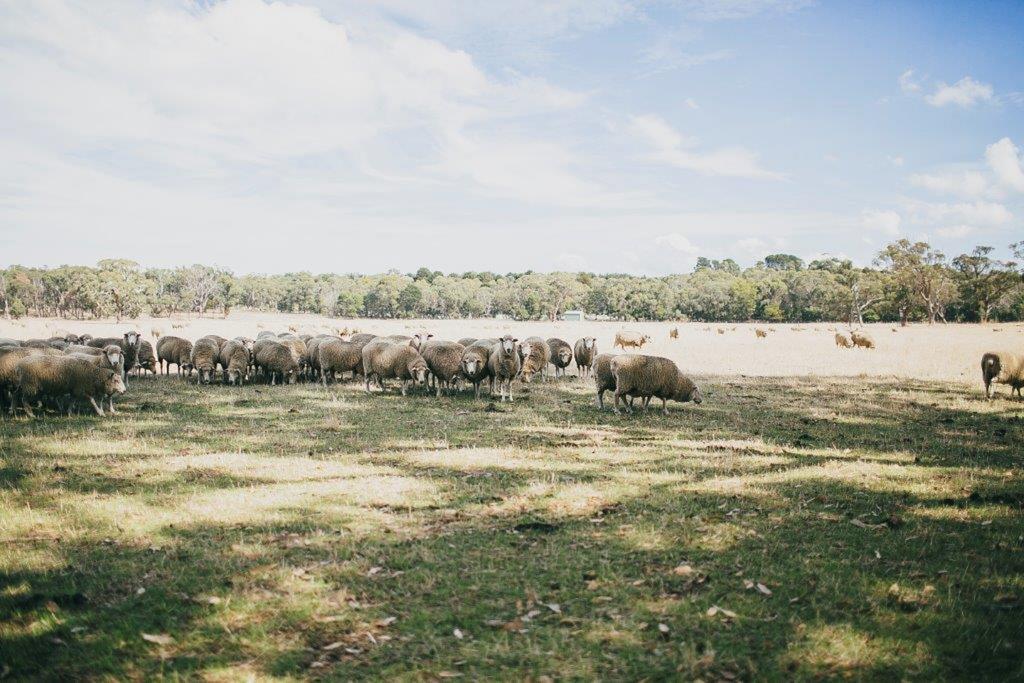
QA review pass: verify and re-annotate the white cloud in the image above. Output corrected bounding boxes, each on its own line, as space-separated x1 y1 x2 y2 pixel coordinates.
656 233 702 255
925 76 994 108
936 225 974 239
888 155 905 167
899 69 921 94
628 114 783 179
909 170 992 198
903 200 1012 227
685 0 814 21
684 98 700 110
861 209 901 236
985 137 1024 192
736 237 768 253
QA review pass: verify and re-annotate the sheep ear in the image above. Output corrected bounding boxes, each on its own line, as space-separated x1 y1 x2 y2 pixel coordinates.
512 338 518 343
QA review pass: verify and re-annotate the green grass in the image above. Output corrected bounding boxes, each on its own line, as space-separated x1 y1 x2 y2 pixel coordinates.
1 373 1022 680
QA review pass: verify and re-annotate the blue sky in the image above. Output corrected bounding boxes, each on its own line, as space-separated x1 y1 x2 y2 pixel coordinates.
1 0 1021 275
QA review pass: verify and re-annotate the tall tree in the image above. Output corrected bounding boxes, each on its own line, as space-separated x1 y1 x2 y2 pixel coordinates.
952 246 1019 322
876 240 955 324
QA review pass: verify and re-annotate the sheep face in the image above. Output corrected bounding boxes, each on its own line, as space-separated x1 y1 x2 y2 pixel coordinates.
411 333 433 350
198 368 215 384
462 356 483 377
283 368 298 384
124 331 141 349
583 337 596 350
409 360 429 385
674 379 702 404
557 348 572 365
103 346 122 368
227 368 244 385
105 372 127 396
499 337 517 355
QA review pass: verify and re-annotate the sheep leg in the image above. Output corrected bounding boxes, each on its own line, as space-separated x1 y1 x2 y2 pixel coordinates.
21 397 35 418
661 398 669 416
107 396 117 414
401 380 409 396
88 397 104 417
596 389 604 409
474 381 481 400
436 381 442 398
507 379 514 403
613 389 622 415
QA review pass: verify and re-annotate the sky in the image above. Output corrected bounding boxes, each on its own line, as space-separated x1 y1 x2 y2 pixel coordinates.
0 0 1022 276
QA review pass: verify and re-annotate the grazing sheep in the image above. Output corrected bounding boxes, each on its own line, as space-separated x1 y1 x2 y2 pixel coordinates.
151 327 163 339
420 340 465 397
190 337 220 384
457 337 477 348
519 336 550 383
87 332 142 377
669 327 679 339
279 337 307 371
218 340 250 385
24 338 67 350
755 329 768 338
717 328 725 335
304 335 337 381
850 331 875 349
982 351 1024 399
318 339 363 385
16 355 126 417
546 338 573 377
256 331 277 339
460 343 491 399
349 332 378 345
593 352 634 410
362 339 429 395
574 337 598 379
610 354 702 415
488 336 521 402
1 347 62 414
134 341 157 376
614 330 651 350
66 344 124 379
255 341 300 385
200 334 228 350
834 333 853 348
156 336 194 377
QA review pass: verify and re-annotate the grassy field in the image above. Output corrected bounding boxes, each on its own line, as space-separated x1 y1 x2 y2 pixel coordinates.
1 370 1022 680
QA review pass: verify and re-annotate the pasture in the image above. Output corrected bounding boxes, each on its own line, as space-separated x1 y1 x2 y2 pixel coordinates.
1 314 1023 680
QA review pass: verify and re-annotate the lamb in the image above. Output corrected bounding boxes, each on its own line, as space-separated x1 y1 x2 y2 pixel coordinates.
318 339 363 385
255 341 300 385
614 330 651 350
982 351 1024 399
362 339 429 395
574 337 597 379
834 333 853 348
420 340 465 397
15 355 126 417
488 336 521 402
546 338 573 377
850 331 875 349
156 336 194 377
610 354 702 415
219 340 250 386
190 337 221 384
460 343 492 399
519 336 550 383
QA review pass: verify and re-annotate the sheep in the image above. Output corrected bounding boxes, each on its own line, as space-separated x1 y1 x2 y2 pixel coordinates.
610 354 702 415
850 331 875 349
278 336 308 374
0 338 22 347
24 338 67 350
546 338 573 377
190 337 221 384
156 336 194 378
256 331 277 339
349 333 378 346
66 344 124 379
457 337 478 348
303 335 336 381
362 339 429 395
200 334 228 350
151 327 163 340
519 336 550 383
755 329 768 338
217 340 250 386
385 333 433 350
614 330 651 350
135 341 157 376
87 332 142 377
982 351 1024 399
420 340 465 397
460 343 491 399
318 339 363 385
488 336 521 402
0 347 62 415
834 333 853 348
717 328 725 335
15 355 126 417
574 337 598 379
669 327 679 339
255 341 300 385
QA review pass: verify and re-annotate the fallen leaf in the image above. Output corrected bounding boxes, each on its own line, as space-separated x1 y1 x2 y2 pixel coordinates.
438 672 463 679
756 583 772 596
367 566 383 576
453 628 464 640
546 603 561 614
658 623 670 633
141 633 174 646
673 564 695 576
377 616 397 627
135 587 146 596
322 642 345 651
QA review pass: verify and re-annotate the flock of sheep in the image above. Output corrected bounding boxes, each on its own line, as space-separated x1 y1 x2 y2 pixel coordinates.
0 328 702 418
3 324 1022 419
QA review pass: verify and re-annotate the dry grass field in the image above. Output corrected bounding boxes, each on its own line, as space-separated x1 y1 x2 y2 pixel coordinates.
1 313 1023 680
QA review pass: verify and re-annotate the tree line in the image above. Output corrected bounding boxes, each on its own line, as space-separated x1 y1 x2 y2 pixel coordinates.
1 240 1021 324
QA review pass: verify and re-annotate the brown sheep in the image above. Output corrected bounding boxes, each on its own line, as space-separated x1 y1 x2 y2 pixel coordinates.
0 347 62 414
519 336 550 383
88 332 142 377
304 335 338 382
834 333 853 348
850 331 875 349
610 354 702 415
982 351 1024 399
420 340 466 397
319 339 363 385
66 344 124 378
362 339 429 395
614 330 651 350
156 336 194 378
488 336 521 402
755 329 767 338
546 338 573 377
593 352 634 410
460 343 491 399
457 337 477 348
218 340 250 386
135 340 157 376
669 327 679 339
349 333 378 346
255 341 300 385
190 337 221 384
15 355 126 417
574 337 597 378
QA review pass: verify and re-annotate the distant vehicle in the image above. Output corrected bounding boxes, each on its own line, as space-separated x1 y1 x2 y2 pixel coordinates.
561 310 586 322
